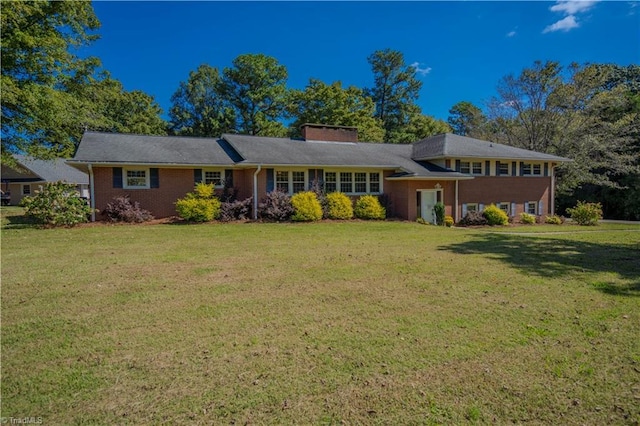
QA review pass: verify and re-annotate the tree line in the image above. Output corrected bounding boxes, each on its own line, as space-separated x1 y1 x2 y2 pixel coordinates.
2 1 638 219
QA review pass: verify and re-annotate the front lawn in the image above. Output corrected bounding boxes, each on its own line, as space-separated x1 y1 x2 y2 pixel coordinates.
1 219 639 424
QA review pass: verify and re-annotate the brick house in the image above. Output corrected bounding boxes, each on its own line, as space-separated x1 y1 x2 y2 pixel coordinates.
68 124 570 222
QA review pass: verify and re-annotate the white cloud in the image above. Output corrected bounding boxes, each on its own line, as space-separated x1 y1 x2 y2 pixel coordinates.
506 30 517 37
550 0 598 15
543 15 580 33
410 62 432 76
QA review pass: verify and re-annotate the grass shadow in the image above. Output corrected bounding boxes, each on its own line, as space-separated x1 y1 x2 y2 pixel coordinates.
1 213 39 230
438 233 640 297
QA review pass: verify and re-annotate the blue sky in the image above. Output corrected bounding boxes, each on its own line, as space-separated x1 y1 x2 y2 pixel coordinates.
88 1 639 122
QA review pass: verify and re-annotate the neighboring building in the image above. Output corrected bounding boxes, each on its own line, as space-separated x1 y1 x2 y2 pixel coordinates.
68 124 570 222
1 155 89 206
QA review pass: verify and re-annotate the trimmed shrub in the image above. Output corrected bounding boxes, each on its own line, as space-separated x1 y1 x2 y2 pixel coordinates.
434 202 445 226
326 192 353 220
457 211 488 227
20 181 92 227
544 215 563 225
219 197 253 222
354 195 386 220
520 212 536 224
444 215 454 227
291 191 323 222
483 204 509 226
175 183 221 222
103 195 154 223
258 190 294 222
416 217 430 225
567 201 602 226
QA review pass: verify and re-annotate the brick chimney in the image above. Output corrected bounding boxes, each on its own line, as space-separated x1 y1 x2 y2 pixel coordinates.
300 123 358 142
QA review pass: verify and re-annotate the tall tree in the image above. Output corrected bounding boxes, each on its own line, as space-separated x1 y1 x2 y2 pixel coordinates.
288 79 385 142
218 53 289 137
448 101 487 137
1 0 100 161
389 113 451 143
365 49 423 143
169 64 235 137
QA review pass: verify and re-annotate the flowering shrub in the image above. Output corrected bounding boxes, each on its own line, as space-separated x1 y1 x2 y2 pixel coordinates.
175 183 221 222
444 215 455 227
325 192 353 220
20 181 92 227
520 212 536 224
567 201 602 226
258 190 294 222
483 204 509 226
103 195 154 223
544 215 563 225
354 195 386 220
291 191 323 222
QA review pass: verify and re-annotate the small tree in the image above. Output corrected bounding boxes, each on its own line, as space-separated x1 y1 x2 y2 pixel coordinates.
175 183 221 222
20 181 91 227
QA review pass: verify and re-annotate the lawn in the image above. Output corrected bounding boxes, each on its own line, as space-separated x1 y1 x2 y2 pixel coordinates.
2 209 639 424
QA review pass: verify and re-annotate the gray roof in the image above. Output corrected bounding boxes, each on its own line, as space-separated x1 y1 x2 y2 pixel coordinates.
222 133 468 178
72 132 233 166
412 133 571 162
11 155 88 184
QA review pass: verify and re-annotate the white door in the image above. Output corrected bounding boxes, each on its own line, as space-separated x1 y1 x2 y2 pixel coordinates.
420 190 438 224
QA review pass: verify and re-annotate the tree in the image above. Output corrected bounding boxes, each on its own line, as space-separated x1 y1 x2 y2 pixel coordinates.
218 54 289 137
1 1 100 161
365 49 423 143
169 64 235 137
448 101 487 137
388 113 451 143
288 79 385 142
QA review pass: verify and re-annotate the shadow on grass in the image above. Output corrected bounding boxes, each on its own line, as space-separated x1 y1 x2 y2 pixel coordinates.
1 213 39 230
438 233 640 297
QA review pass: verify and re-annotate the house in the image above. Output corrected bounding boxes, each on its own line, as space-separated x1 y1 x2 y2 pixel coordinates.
1 155 89 206
68 124 570 222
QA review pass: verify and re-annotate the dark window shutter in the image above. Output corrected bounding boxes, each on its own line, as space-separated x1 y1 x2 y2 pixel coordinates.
496 161 501 176
485 160 490 176
225 169 233 187
317 169 324 182
266 168 274 192
544 163 549 177
511 162 517 176
194 169 202 184
519 162 524 176
113 167 123 188
150 168 159 188
309 169 316 187
455 160 461 172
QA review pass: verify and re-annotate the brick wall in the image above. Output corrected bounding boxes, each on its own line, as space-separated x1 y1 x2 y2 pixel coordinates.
301 124 358 142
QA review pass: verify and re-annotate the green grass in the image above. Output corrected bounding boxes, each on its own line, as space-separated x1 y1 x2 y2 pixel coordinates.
2 212 639 424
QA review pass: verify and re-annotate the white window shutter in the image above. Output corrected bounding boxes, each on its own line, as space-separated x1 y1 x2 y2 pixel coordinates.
479 203 484 211
538 200 544 215
511 202 516 217
462 204 468 217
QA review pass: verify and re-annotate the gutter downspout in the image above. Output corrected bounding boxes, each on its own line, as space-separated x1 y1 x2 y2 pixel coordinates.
550 164 556 215
253 165 262 220
455 179 459 222
88 164 96 222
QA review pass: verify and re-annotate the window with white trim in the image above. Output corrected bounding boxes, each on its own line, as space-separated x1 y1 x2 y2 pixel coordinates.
472 161 482 175
22 184 31 195
526 201 537 215
498 162 509 175
275 170 307 194
467 203 479 212
460 161 471 174
522 163 542 176
124 168 149 189
324 171 382 194
498 202 510 215
203 170 223 187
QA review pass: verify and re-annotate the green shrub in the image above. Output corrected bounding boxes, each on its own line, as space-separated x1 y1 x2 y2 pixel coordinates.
175 183 221 222
444 215 454 227
325 192 353 220
567 201 602 226
483 204 509 226
291 191 323 222
434 202 445 226
416 217 430 225
544 215 563 225
354 195 386 220
20 181 92 227
520 212 536 224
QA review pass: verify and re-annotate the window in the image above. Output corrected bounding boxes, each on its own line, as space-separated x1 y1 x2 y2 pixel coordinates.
522 163 532 175
325 171 382 194
467 203 478 212
533 164 541 175
22 184 31 195
526 201 537 215
124 169 149 189
276 171 290 192
325 172 337 193
499 162 509 175
460 161 471 174
204 170 222 187
522 163 542 176
498 202 510 215
472 162 482 175
275 170 307 194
